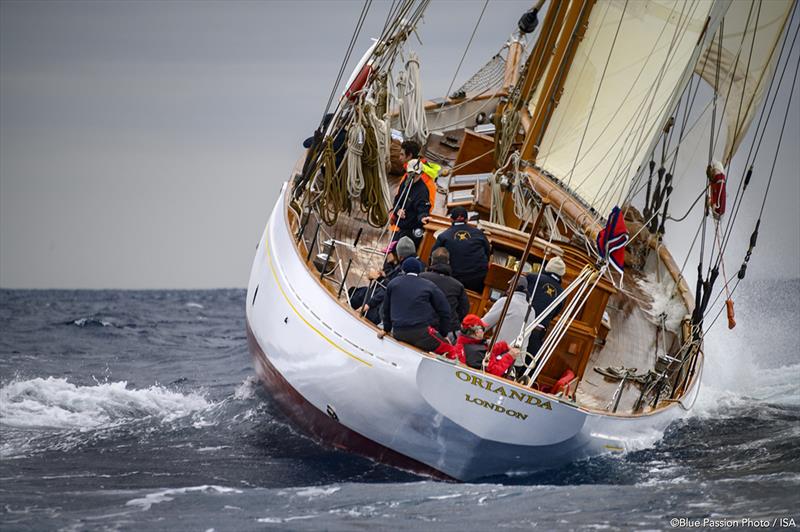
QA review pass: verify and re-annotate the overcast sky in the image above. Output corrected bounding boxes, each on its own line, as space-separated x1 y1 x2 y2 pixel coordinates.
1 0 798 289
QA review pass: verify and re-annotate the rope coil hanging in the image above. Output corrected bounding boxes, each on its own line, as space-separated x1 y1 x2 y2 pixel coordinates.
360 101 390 227
318 135 351 226
398 51 429 146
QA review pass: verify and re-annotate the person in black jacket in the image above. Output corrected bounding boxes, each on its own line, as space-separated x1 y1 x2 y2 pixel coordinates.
524 256 566 357
420 247 469 338
431 206 490 292
380 257 450 352
349 236 416 325
390 157 431 249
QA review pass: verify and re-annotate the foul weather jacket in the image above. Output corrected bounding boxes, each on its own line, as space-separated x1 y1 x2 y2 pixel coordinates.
383 273 450 336
391 177 431 233
482 290 531 346
431 222 490 281
525 271 564 328
420 263 469 334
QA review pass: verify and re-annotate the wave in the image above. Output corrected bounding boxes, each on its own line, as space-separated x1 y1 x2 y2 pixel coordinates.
69 317 115 328
125 485 242 512
0 377 270 459
0 377 211 431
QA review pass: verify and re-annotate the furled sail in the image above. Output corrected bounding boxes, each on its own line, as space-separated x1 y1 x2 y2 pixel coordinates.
534 0 723 216
694 0 794 165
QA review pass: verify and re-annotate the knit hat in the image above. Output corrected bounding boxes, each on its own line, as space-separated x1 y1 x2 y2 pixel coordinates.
449 206 468 221
401 257 424 274
509 275 528 293
461 313 488 331
396 236 416 260
381 240 398 255
545 256 566 276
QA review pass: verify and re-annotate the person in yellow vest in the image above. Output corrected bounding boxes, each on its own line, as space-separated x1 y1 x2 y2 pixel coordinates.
389 140 440 248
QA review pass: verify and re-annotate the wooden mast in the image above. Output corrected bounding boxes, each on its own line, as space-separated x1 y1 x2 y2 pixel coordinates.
522 0 596 162
516 1 569 113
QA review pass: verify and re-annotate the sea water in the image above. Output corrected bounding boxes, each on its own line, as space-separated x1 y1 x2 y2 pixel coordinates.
1 283 797 531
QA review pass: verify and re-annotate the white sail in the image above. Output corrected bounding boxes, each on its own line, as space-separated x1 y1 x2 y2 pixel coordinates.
534 0 720 216
694 0 794 165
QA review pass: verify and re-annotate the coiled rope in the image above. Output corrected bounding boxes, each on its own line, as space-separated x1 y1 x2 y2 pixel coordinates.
318 136 350 226
360 102 390 227
398 52 429 146
346 110 366 198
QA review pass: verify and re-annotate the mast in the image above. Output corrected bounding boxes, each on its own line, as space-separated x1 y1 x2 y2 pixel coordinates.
522 0 597 162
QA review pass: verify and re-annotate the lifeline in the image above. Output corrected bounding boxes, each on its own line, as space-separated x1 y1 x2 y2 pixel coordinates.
456 370 552 410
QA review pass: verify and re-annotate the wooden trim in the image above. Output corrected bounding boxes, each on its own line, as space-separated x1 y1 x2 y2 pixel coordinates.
502 39 524 92
518 0 570 106
523 0 596 162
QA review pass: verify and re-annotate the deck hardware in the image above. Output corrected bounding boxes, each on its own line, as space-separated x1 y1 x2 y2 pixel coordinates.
318 240 336 280
296 209 311 242
352 227 363 248
306 222 320 262
338 259 353 298
326 405 339 421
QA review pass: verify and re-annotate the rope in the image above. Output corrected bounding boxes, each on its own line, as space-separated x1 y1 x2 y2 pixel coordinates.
322 0 373 122
360 103 390 227
441 0 490 104
398 52 429 145
346 111 366 198
318 136 350 226
717 6 799 263
364 99 392 212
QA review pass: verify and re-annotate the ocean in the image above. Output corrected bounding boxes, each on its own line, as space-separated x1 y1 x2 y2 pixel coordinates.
1 281 798 531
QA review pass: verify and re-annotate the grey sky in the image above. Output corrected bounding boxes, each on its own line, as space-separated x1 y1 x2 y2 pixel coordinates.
1 0 797 289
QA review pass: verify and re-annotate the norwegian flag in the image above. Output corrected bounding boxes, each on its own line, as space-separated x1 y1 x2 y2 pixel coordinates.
597 206 629 274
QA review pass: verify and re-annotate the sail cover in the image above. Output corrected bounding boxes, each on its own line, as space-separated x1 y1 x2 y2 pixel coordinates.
694 0 794 165
535 0 717 216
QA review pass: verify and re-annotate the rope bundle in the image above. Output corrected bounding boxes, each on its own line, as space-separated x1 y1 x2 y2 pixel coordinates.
398 52 429 146
345 114 366 198
318 136 350 226
360 103 390 227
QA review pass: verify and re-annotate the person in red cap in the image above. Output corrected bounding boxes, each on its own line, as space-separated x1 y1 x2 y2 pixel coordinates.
429 313 518 378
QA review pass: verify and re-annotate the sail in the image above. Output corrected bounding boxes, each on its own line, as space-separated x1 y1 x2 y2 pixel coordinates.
694 0 794 165
534 0 720 216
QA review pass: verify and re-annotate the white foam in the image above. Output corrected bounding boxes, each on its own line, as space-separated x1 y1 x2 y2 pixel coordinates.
185 302 204 309
125 485 242 511
0 377 210 431
72 317 113 327
295 486 340 498
636 271 686 332
233 376 258 401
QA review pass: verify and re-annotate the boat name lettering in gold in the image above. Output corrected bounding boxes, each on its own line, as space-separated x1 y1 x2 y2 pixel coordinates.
455 370 552 411
465 394 529 420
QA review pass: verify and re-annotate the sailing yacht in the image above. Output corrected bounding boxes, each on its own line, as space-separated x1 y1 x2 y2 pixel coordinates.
246 0 796 480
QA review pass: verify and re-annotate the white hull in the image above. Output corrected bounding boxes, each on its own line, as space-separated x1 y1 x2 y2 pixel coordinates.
245 184 699 481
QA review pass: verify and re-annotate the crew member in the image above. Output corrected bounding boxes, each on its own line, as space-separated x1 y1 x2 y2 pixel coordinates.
430 206 490 292
420 247 469 338
440 314 518 373
389 140 438 248
380 257 450 352
525 256 566 357
350 236 416 324
482 276 530 346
